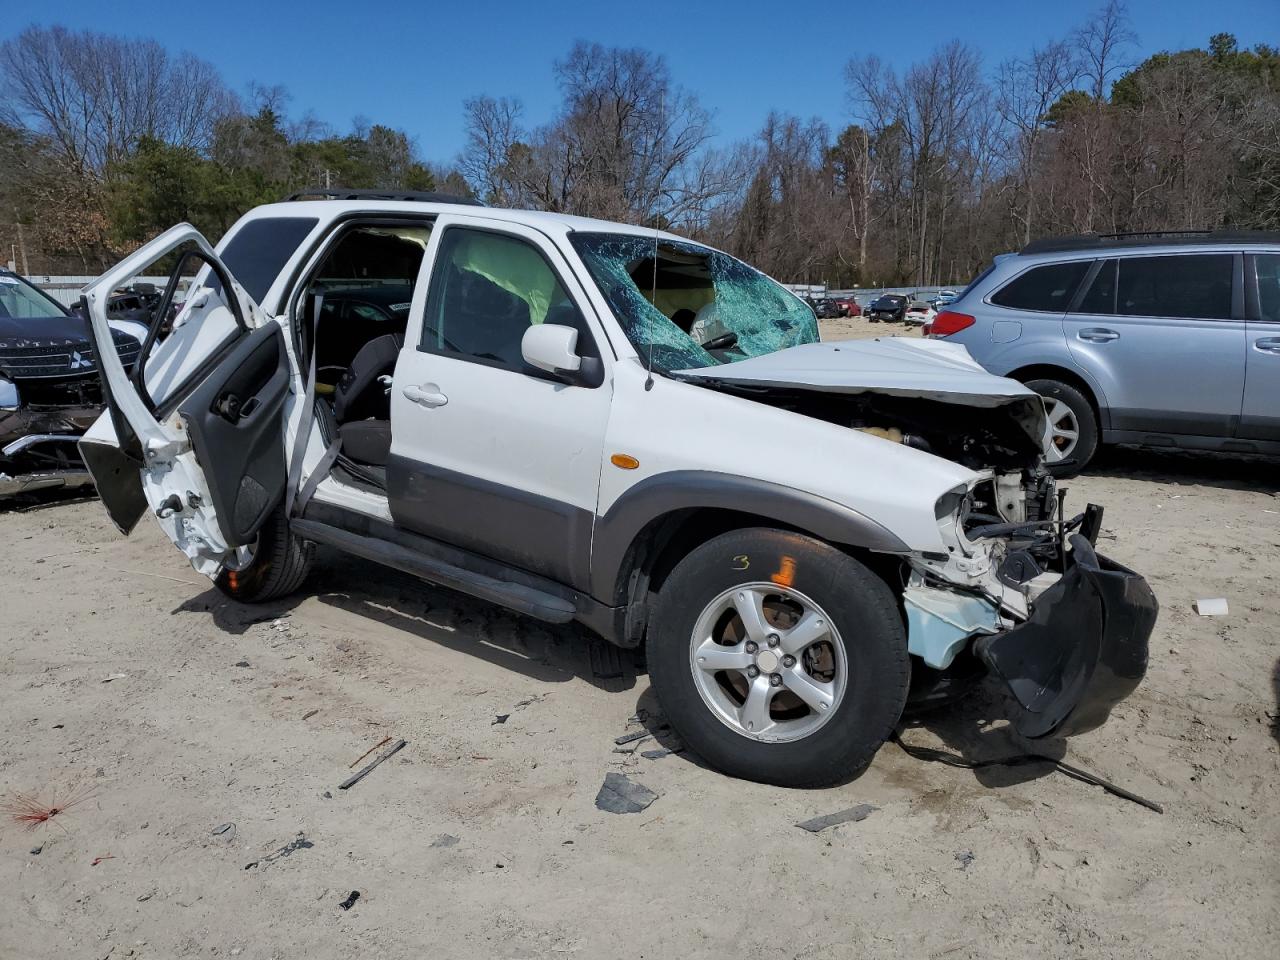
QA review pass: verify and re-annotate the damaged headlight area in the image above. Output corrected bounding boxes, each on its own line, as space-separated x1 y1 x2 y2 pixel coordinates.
910 483 1157 740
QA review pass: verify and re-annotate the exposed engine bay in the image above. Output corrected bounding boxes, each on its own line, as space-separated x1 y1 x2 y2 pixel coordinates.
682 370 1134 736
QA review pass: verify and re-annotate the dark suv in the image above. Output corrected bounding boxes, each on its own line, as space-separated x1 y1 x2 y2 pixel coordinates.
1 270 141 496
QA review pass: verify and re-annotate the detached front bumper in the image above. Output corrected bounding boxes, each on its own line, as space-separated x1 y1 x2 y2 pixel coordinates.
0 405 100 498
974 534 1157 739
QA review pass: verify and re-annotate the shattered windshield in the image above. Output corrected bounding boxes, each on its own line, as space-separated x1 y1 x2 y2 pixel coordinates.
569 232 818 372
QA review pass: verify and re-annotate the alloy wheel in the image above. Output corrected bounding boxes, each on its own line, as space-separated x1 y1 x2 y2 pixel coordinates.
688 583 848 743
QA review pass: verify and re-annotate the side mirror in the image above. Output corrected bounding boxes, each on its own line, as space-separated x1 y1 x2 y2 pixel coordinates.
522 323 582 375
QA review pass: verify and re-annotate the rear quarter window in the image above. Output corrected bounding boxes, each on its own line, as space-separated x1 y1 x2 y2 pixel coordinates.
1116 254 1233 320
216 216 320 308
990 261 1090 312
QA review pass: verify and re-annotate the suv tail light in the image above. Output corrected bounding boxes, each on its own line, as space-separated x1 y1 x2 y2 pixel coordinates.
927 310 975 337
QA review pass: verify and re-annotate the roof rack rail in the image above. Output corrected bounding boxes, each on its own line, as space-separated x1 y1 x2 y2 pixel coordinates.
1020 229 1280 255
284 188 484 206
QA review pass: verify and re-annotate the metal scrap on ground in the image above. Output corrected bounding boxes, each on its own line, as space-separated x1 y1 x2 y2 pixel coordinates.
339 739 407 790
594 772 658 814
244 833 314 870
795 804 879 833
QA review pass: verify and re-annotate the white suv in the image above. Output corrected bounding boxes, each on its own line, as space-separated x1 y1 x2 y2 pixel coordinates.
78 192 1157 787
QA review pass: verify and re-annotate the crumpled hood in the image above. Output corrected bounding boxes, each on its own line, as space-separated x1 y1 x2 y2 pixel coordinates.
676 338 1038 408
677 337 1050 455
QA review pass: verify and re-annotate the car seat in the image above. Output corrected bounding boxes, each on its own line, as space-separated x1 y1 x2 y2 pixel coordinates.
332 332 403 466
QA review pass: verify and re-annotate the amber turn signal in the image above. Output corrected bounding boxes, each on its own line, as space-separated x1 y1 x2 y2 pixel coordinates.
610 453 640 469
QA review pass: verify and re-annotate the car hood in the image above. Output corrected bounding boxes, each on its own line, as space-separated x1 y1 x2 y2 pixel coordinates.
677 338 1050 456
0 313 91 347
676 338 1039 408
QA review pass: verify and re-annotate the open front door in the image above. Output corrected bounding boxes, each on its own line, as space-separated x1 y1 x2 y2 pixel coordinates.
79 223 296 577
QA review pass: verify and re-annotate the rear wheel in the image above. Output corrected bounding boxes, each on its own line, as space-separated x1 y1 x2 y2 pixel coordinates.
214 505 314 603
647 528 909 788
1025 378 1098 477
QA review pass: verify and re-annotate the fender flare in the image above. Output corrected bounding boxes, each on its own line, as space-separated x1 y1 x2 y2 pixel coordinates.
590 470 910 602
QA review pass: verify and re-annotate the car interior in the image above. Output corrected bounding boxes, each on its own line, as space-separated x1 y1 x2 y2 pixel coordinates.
293 220 606 494
296 222 433 489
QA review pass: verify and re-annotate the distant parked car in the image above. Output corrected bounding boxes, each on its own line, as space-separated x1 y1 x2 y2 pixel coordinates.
933 289 959 308
904 300 936 325
834 296 862 317
926 230 1280 474
812 298 842 319
866 294 909 323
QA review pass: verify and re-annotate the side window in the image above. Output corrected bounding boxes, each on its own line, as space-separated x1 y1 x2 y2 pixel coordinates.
1117 254 1233 320
421 228 590 372
1077 259 1117 315
1253 254 1280 322
990 261 1090 312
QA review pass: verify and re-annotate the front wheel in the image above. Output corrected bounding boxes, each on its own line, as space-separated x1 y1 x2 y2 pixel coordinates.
214 505 314 603
1025 378 1098 478
648 528 910 788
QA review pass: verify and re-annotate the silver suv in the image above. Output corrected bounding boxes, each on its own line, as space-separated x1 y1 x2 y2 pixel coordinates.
927 232 1280 473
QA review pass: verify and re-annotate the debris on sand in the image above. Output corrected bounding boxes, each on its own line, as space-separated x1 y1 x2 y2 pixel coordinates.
1194 598 1228 616
795 804 878 833
244 833 314 870
594 772 658 814
339 739 407 790
3 783 96 831
431 834 460 848
613 730 649 746
211 823 235 838
641 747 685 760
492 714 510 725
100 673 127 683
349 736 392 769
955 850 976 871
338 890 361 911
301 709 319 721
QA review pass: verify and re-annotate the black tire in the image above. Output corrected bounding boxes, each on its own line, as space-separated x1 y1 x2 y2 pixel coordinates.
1024 378 1099 478
214 505 314 603
648 528 910 788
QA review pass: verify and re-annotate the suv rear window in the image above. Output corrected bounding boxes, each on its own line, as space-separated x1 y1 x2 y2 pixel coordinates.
990 261 1089 312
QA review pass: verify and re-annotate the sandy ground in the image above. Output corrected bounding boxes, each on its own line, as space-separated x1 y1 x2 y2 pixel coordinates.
1 319 1277 958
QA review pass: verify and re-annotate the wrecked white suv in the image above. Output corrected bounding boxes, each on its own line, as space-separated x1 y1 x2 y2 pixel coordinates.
77 191 1157 788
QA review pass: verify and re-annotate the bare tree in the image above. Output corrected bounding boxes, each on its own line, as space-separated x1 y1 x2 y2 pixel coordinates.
461 42 728 228
0 25 232 178
1075 0 1137 101
997 41 1078 242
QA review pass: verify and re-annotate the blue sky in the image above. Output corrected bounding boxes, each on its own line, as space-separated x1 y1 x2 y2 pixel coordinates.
5 0 1276 164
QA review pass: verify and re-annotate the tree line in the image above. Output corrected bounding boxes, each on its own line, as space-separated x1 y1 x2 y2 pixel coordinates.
2 5 1278 286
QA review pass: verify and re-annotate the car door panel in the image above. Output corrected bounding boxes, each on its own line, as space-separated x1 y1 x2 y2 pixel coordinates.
177 323 291 545
388 216 612 591
79 223 296 574
1241 253 1280 441
1064 254 1245 437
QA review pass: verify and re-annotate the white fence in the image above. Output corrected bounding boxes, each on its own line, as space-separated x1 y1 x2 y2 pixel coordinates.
27 276 179 308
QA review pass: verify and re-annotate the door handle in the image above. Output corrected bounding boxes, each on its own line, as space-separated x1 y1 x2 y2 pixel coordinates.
1077 328 1120 343
402 384 448 408
1254 337 1280 355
